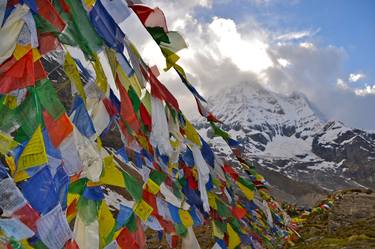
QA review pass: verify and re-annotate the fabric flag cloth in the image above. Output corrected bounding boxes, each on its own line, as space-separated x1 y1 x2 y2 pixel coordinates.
0 177 27 214
90 100 111 136
17 125 48 170
100 155 125 187
74 213 100 249
0 131 19 154
18 166 58 214
70 96 96 139
0 4 29 64
181 227 201 249
36 79 66 120
89 0 125 53
98 201 115 248
36 204 72 249
64 52 87 101
227 223 241 249
43 111 73 148
191 144 210 213
149 96 173 157
0 218 34 240
62 0 104 56
59 134 82 176
101 0 130 24
0 50 35 94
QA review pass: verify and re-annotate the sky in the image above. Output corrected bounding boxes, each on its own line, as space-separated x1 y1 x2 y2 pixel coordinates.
122 0 375 130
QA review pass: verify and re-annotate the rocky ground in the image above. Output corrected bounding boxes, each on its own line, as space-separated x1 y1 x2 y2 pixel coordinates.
291 189 375 249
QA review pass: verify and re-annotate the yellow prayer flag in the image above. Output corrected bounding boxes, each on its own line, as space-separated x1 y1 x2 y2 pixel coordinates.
32 48 41 62
13 170 29 182
227 223 241 249
237 181 254 201
174 64 187 79
17 126 48 171
104 48 117 77
20 240 34 249
64 52 87 101
208 192 217 210
96 137 103 151
99 201 115 248
212 221 224 239
0 131 19 155
134 200 153 222
184 119 201 146
128 75 142 97
5 155 16 176
83 0 96 8
179 209 193 227
92 53 108 93
3 95 17 109
147 179 160 195
13 44 31 60
100 155 125 188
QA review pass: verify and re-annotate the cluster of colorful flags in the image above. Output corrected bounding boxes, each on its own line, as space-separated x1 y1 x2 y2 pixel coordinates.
0 0 296 248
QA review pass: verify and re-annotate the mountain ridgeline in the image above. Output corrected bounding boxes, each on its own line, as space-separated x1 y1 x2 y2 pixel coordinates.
194 82 375 205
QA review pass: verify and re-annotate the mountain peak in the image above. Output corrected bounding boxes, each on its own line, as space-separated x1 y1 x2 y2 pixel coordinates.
195 82 375 203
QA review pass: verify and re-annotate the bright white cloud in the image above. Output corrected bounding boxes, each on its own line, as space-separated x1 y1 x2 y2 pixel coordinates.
354 85 375 96
349 73 365 82
277 58 290 67
207 17 273 73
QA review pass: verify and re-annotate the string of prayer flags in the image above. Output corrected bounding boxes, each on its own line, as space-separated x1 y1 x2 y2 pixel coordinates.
0 0 296 248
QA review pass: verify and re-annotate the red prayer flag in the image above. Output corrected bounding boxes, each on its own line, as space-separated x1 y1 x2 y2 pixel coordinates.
38 34 61 55
139 103 151 131
43 111 74 148
13 204 40 232
36 0 66 32
223 165 239 181
116 228 139 249
0 51 35 94
148 69 179 110
116 77 141 134
232 206 247 220
129 5 153 25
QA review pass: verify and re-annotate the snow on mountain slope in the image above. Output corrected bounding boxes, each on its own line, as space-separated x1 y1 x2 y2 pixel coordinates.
194 82 375 193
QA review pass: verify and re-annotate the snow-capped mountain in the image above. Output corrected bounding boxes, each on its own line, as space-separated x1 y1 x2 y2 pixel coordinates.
195 82 375 202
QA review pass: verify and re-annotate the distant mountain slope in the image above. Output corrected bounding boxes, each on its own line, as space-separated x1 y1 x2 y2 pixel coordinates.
195 82 375 202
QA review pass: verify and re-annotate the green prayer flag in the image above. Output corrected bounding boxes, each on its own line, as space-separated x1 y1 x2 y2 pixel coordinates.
125 213 137 232
238 177 255 191
146 27 170 45
36 79 66 120
210 122 231 141
149 170 167 185
68 178 88 195
174 223 187 237
77 197 101 225
216 199 232 218
128 86 141 113
64 0 103 56
123 172 142 202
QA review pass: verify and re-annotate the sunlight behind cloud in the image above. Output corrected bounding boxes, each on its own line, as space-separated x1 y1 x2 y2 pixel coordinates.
208 17 273 73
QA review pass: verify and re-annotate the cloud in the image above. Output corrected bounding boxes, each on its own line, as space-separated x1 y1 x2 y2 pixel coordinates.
275 29 319 42
348 73 365 82
336 78 349 90
354 85 375 96
123 0 375 129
